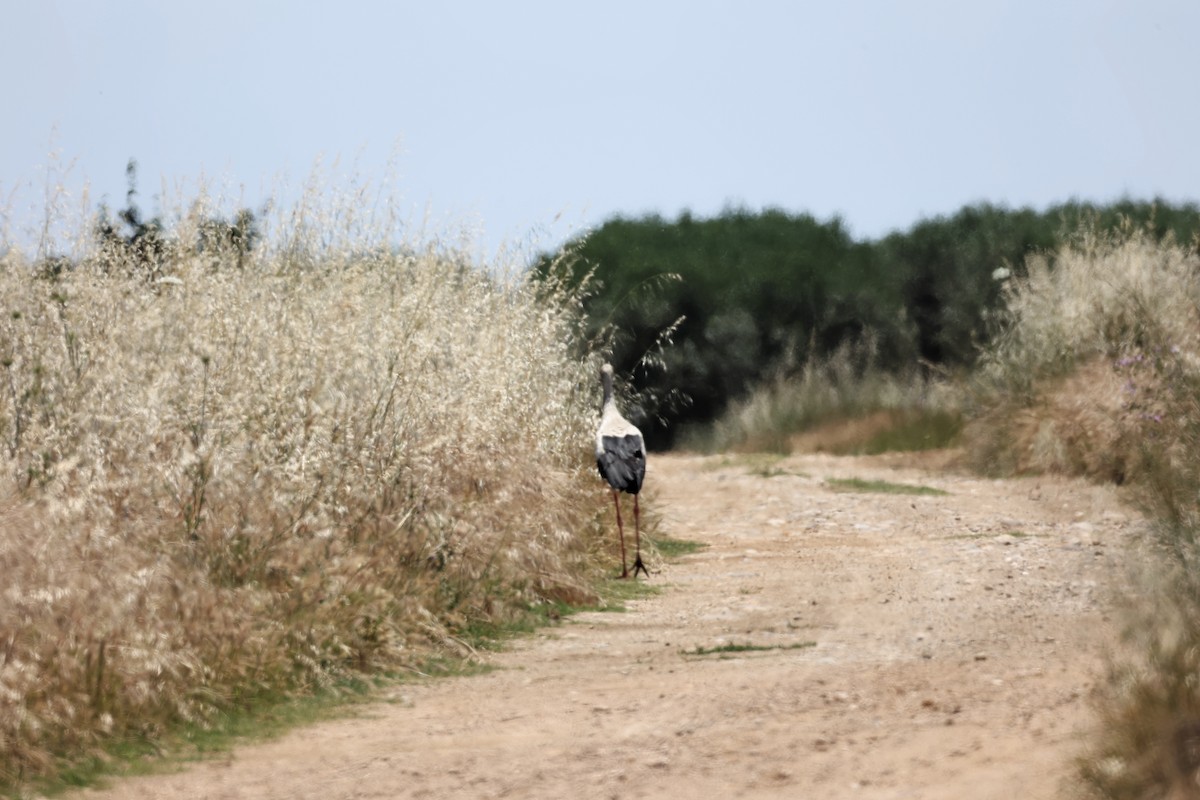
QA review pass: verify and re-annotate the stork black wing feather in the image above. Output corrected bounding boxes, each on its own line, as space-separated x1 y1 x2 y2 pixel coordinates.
597 434 646 494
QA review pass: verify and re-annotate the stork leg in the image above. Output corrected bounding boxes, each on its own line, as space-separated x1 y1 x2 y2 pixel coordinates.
612 489 629 578
631 493 648 578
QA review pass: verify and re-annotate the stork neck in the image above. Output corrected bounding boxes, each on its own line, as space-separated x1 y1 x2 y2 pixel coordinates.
601 371 615 412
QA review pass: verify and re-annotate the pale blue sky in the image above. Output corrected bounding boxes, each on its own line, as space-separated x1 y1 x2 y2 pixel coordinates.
4 1 1199 258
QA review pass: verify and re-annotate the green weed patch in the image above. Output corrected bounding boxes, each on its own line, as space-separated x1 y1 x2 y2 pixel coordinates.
682 641 816 658
826 477 948 496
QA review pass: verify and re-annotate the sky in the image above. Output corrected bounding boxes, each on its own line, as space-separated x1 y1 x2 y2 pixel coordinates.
4 0 1200 261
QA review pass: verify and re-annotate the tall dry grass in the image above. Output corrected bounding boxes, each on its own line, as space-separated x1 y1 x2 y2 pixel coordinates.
0 181 607 786
696 335 962 454
977 222 1200 392
968 222 1200 798
968 223 1200 482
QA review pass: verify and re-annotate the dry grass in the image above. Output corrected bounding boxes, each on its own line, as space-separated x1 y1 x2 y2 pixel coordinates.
1080 555 1200 800
697 336 963 454
966 223 1200 490
966 222 1200 798
965 358 1137 481
0 180 610 787
978 223 1200 393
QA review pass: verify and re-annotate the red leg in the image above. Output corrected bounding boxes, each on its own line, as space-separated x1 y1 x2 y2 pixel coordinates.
612 490 628 578
634 493 641 556
632 494 648 578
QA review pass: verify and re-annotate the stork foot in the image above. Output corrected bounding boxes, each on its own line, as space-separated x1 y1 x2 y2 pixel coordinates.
631 553 649 579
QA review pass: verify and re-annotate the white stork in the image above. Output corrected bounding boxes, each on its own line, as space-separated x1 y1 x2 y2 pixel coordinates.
596 363 648 578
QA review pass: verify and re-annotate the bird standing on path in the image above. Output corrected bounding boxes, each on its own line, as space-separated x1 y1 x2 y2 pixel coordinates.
595 363 648 578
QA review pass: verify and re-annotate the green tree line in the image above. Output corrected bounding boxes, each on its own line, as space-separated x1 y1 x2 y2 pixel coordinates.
538 199 1200 448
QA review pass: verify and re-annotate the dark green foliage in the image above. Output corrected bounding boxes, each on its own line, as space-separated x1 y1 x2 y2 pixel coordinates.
540 199 1200 449
539 207 915 447
95 160 170 279
91 159 259 279
876 203 1055 367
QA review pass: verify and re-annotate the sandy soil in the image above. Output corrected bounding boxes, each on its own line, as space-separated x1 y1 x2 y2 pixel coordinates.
76 451 1138 800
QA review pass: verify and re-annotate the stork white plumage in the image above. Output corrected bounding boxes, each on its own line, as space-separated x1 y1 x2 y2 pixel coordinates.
595 363 648 579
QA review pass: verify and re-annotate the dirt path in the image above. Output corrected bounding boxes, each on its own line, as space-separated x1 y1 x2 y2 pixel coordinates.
77 452 1136 799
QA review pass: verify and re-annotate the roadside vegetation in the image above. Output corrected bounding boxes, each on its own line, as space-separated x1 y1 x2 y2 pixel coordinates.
966 224 1200 799
4 157 1199 799
0 170 615 791
541 199 1200 449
